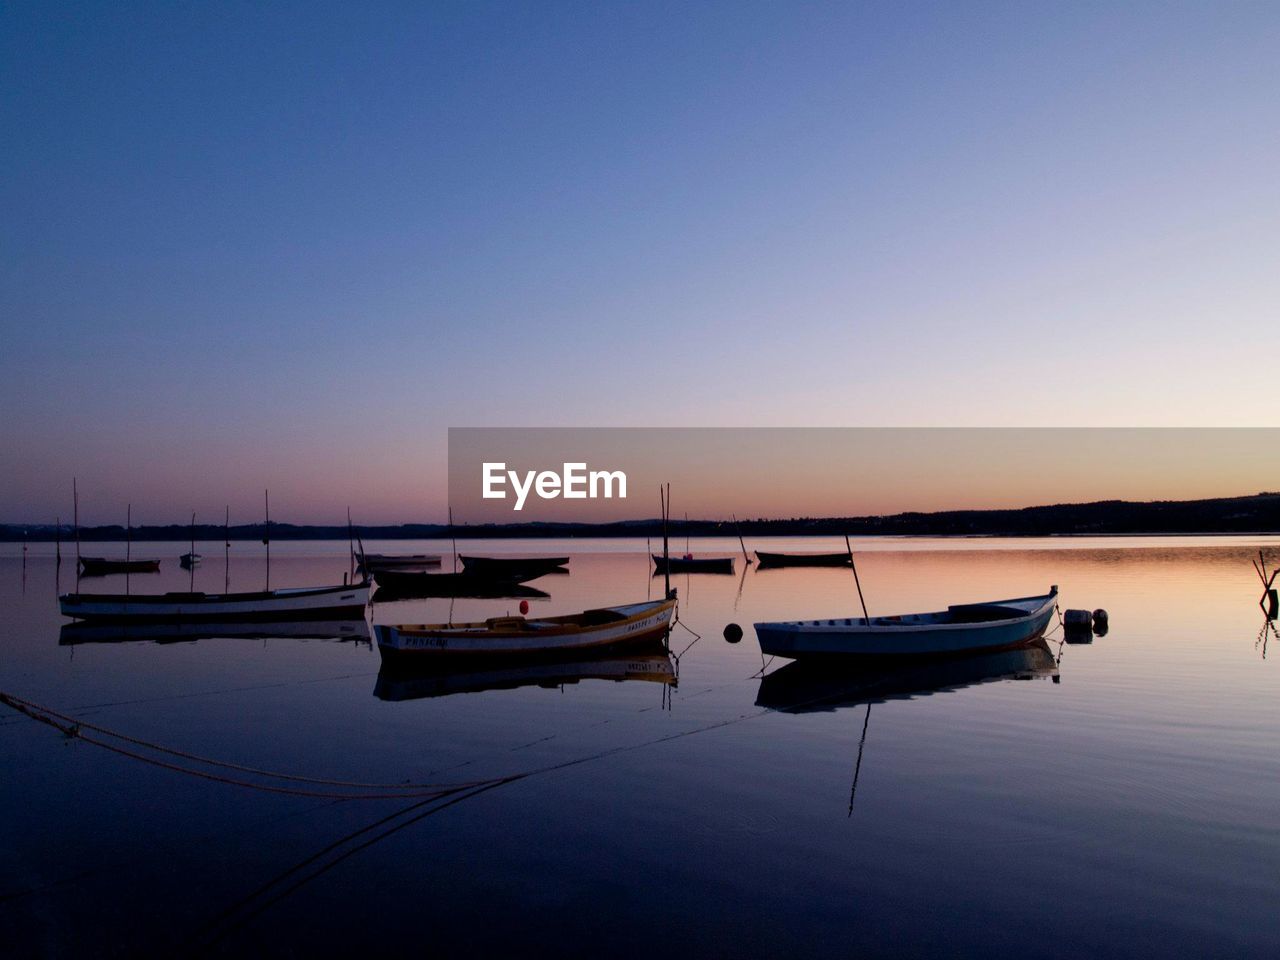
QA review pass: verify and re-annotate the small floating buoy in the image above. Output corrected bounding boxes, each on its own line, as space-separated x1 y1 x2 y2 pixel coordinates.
723 623 743 644
1064 609 1092 630
1092 609 1108 630
1266 589 1278 621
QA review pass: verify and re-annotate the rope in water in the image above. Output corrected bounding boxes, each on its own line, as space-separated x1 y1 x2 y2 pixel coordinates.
0 691 492 798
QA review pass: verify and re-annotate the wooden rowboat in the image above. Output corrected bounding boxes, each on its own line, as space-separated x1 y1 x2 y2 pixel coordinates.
60 582 370 622
371 571 551 601
78 556 162 576
459 555 569 579
755 551 851 568
754 587 1058 659
357 552 442 573
375 597 676 662
652 555 735 575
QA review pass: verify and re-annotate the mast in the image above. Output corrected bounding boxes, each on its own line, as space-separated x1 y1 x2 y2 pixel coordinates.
224 505 230 593
73 477 80 567
263 489 271 591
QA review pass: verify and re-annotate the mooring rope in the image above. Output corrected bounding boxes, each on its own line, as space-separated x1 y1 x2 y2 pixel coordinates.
0 691 490 798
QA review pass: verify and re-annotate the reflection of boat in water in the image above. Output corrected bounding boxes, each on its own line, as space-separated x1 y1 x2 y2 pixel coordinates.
756 638 1059 712
59 582 370 622
371 572 551 601
59 618 371 646
375 597 677 662
755 551 851 568
755 587 1058 658
374 648 675 701
652 555 735 575
459 555 569 579
78 556 162 576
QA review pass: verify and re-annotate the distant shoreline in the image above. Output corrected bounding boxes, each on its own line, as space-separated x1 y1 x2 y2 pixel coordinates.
4 493 1277 542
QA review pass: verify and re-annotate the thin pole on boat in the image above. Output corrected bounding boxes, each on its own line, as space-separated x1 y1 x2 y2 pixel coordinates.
848 703 872 817
661 485 671 601
224 505 230 593
55 516 61 566
347 507 355 583
73 477 80 567
263 489 271 592
189 511 196 591
125 503 131 596
448 507 457 574
684 512 690 558
732 513 752 566
844 535 870 625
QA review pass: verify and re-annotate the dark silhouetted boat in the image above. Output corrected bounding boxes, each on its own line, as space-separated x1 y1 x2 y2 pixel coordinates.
459 555 569 579
755 587 1058 658
375 596 676 662
652 554 735 575
755 551 851 568
374 648 675 701
179 552 203 568
371 572 551 601
78 556 162 576
356 552 442 574
59 582 370 622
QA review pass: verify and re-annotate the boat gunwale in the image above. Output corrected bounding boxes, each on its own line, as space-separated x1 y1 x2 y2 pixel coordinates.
754 588 1058 635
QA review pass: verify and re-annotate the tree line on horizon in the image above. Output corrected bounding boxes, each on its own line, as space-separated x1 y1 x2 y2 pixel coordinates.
3 492 1278 542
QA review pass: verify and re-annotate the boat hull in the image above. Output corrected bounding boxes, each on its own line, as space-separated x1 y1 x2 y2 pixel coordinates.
652 555 735 574
375 598 676 661
59 583 370 622
755 589 1058 658
755 551 851 568
78 557 162 575
458 556 569 579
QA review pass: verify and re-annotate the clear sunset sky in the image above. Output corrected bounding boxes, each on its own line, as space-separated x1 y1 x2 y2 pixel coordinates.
2 3 1277 524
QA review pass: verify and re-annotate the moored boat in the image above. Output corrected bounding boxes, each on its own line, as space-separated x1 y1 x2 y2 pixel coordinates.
458 555 569 579
59 582 370 622
754 587 1058 659
375 596 676 662
755 551 851 568
179 552 203 568
356 552 443 573
371 572 551 601
652 555 735 575
78 556 162 576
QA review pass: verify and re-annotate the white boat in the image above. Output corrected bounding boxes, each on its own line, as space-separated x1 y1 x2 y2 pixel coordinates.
754 587 1058 658
375 597 676 661
59 582 371 622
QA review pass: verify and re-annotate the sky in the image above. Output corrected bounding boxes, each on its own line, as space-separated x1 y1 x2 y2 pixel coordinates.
2 2 1278 524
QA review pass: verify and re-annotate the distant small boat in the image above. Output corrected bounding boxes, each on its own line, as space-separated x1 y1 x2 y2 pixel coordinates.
459 555 569 579
371 570 551 601
60 582 370 622
375 597 676 662
78 556 161 576
374 649 676 701
754 587 1058 659
357 552 442 573
755 551 851 568
652 554 735 575
179 552 203 568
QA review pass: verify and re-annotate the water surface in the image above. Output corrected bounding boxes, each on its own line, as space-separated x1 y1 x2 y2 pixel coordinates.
1 537 1277 957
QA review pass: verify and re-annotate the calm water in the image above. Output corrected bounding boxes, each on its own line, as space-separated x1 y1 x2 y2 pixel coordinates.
1 537 1278 958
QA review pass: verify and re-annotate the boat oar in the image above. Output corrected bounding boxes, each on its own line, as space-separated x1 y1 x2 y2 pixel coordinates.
844 535 871 625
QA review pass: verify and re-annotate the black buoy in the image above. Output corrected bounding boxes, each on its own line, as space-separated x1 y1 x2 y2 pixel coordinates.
723 622 743 644
1267 589 1278 621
